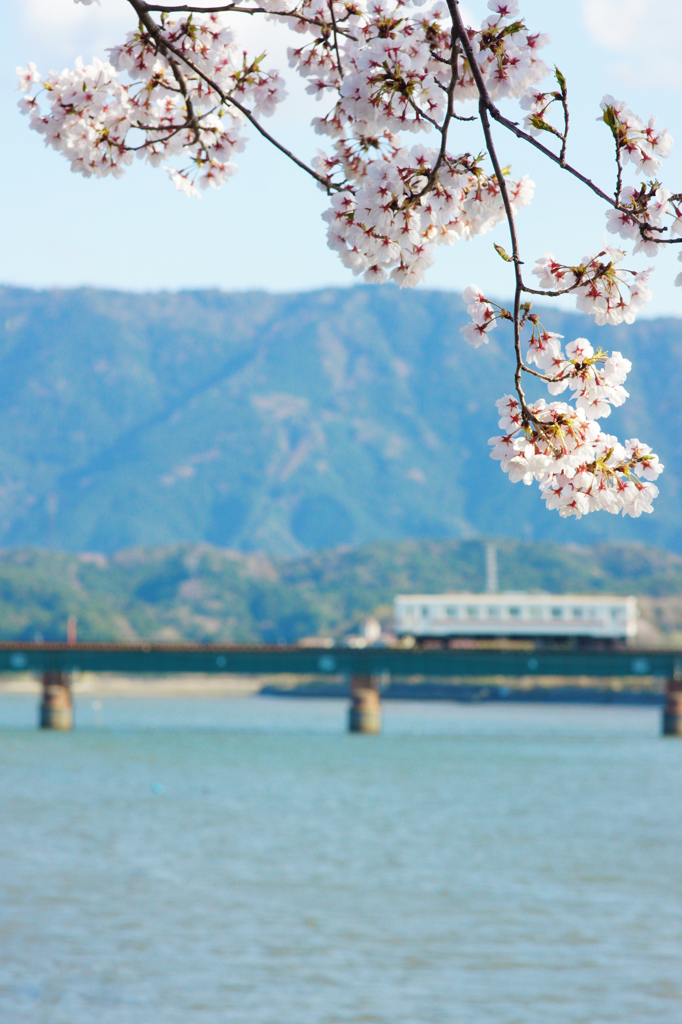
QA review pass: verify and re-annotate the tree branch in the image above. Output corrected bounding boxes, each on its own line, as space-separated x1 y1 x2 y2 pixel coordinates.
139 2 357 38
125 0 339 192
449 0 530 419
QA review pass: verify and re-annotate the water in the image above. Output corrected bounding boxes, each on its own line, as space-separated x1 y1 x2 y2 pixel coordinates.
1 696 681 1024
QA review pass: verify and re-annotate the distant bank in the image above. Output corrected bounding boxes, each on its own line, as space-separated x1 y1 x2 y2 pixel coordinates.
0 539 682 647
261 680 662 706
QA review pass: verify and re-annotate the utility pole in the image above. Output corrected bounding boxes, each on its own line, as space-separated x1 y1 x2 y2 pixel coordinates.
485 542 498 594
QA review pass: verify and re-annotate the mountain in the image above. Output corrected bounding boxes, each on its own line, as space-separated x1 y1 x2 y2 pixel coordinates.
0 284 680 554
0 540 680 645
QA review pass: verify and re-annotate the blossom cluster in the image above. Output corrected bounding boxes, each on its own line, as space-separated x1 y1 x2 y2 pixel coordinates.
323 152 533 286
525 334 629 420
292 0 547 282
460 274 666 518
520 86 680 302
17 2 680 300
19 0 674 523
597 96 682 294
600 94 673 180
532 248 653 325
290 0 549 135
605 185 681 258
520 83 563 138
489 390 663 520
17 16 285 194
18 0 549 282
459 284 507 347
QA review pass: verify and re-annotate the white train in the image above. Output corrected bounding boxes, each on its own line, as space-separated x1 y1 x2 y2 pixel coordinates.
394 593 638 645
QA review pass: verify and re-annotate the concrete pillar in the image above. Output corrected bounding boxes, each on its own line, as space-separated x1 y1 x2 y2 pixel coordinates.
349 673 381 734
663 677 682 736
40 670 73 731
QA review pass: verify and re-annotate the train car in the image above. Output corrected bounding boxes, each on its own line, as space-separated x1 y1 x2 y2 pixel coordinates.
394 593 638 646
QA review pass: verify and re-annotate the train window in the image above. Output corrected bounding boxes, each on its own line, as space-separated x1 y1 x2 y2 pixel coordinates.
611 607 623 618
466 606 479 618
551 607 563 618
422 606 430 617
487 606 501 617
529 606 542 618
446 606 459 617
572 607 583 618
509 606 521 617
588 607 598 619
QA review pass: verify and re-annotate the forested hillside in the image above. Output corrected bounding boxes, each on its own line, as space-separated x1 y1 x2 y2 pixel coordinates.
0 285 681 553
0 540 680 644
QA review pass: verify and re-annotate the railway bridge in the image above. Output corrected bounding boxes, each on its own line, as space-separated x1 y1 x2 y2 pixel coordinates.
1 641 682 736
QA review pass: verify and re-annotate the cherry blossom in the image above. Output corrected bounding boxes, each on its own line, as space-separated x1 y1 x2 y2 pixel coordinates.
17 16 284 191
460 285 510 347
17 0 679 521
600 95 673 180
606 185 671 257
488 382 663 520
531 249 653 325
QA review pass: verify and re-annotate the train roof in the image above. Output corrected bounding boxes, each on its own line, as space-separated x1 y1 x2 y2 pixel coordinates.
395 593 636 602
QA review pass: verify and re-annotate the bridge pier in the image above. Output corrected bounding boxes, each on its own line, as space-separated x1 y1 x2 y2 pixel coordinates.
348 674 381 734
663 676 682 736
40 671 73 731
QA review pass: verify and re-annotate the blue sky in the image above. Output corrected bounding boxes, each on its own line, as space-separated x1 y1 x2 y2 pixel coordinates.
3 0 682 317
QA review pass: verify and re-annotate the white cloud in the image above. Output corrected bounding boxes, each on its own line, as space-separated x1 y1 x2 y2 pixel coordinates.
20 0 132 65
583 0 682 88
24 0 130 34
25 0 102 29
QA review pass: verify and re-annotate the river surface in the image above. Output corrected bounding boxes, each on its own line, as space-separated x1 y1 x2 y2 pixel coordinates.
1 696 681 1024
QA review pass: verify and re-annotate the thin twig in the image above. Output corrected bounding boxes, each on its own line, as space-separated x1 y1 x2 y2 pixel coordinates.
522 280 583 298
412 34 461 202
614 140 623 202
140 3 358 38
556 69 568 166
449 0 529 418
327 0 344 80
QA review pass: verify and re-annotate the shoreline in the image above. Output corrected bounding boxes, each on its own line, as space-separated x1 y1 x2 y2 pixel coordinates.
0 672 263 698
0 672 663 704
